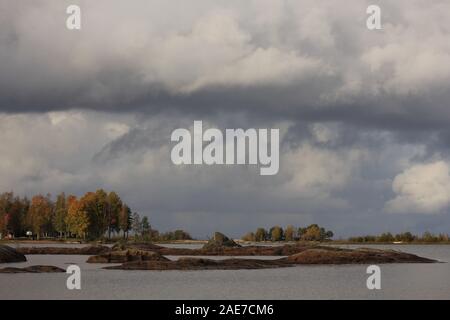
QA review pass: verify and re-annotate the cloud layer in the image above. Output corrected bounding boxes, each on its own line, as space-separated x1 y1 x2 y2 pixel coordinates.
1 0 450 237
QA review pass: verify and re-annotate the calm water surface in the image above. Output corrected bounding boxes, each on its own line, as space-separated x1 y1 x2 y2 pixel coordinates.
1 243 449 299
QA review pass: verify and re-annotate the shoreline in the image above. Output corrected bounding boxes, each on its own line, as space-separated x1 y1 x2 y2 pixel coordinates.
3 239 450 246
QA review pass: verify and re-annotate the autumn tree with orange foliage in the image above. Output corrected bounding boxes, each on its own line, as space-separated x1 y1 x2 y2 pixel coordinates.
65 196 89 239
27 194 54 240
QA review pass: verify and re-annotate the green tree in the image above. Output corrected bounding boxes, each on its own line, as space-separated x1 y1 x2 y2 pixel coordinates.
174 229 192 240
270 225 284 241
299 224 333 241
0 193 29 238
9 196 29 237
80 190 109 239
255 228 267 242
241 232 256 241
27 194 54 240
107 191 123 238
395 232 415 242
118 204 132 239
131 212 142 236
404 232 415 242
141 216 151 236
285 225 295 241
300 224 322 241
377 232 395 242
325 230 334 240
298 227 307 239
421 231 437 243
0 192 14 237
53 192 67 238
302 224 323 241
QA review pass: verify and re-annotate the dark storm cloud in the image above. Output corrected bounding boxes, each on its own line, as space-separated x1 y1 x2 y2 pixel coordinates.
1 0 449 129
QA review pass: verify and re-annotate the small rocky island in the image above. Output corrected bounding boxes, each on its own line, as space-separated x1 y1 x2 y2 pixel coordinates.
102 245 435 271
6 232 438 271
96 232 436 270
0 245 64 273
0 265 65 273
0 244 27 263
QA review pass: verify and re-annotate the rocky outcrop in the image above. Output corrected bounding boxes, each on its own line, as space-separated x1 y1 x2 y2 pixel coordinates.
0 265 65 273
284 247 436 264
115 242 311 256
0 245 27 263
202 232 241 250
16 242 308 256
105 257 290 271
106 247 436 271
197 244 308 256
105 241 440 261
87 249 169 263
112 242 163 252
12 241 438 270
17 245 110 255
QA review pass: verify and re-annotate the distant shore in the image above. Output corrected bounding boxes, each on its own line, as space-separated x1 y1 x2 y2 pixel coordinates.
0 239 208 245
2 238 450 246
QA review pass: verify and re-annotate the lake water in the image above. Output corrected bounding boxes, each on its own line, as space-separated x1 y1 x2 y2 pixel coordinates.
1 243 449 299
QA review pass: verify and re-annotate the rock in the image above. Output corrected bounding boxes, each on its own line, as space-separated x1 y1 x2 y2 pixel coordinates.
87 249 169 263
105 257 290 271
0 265 65 273
111 242 163 252
202 244 309 256
0 245 27 263
17 245 110 255
285 247 436 264
202 232 241 250
78 245 112 255
98 242 440 264
13 241 437 267
104 241 309 256
104 246 437 271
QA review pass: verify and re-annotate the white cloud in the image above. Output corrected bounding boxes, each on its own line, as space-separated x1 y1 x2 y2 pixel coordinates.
279 142 367 200
0 111 134 195
385 161 450 214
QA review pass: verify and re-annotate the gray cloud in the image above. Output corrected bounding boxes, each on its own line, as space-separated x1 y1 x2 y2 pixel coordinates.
1 0 450 237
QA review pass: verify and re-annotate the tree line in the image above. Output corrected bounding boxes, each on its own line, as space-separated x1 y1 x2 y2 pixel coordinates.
0 190 134 240
347 231 450 243
241 224 334 242
130 213 192 242
0 190 193 242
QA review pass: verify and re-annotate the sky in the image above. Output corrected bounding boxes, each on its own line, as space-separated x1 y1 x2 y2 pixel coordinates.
1 0 450 238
